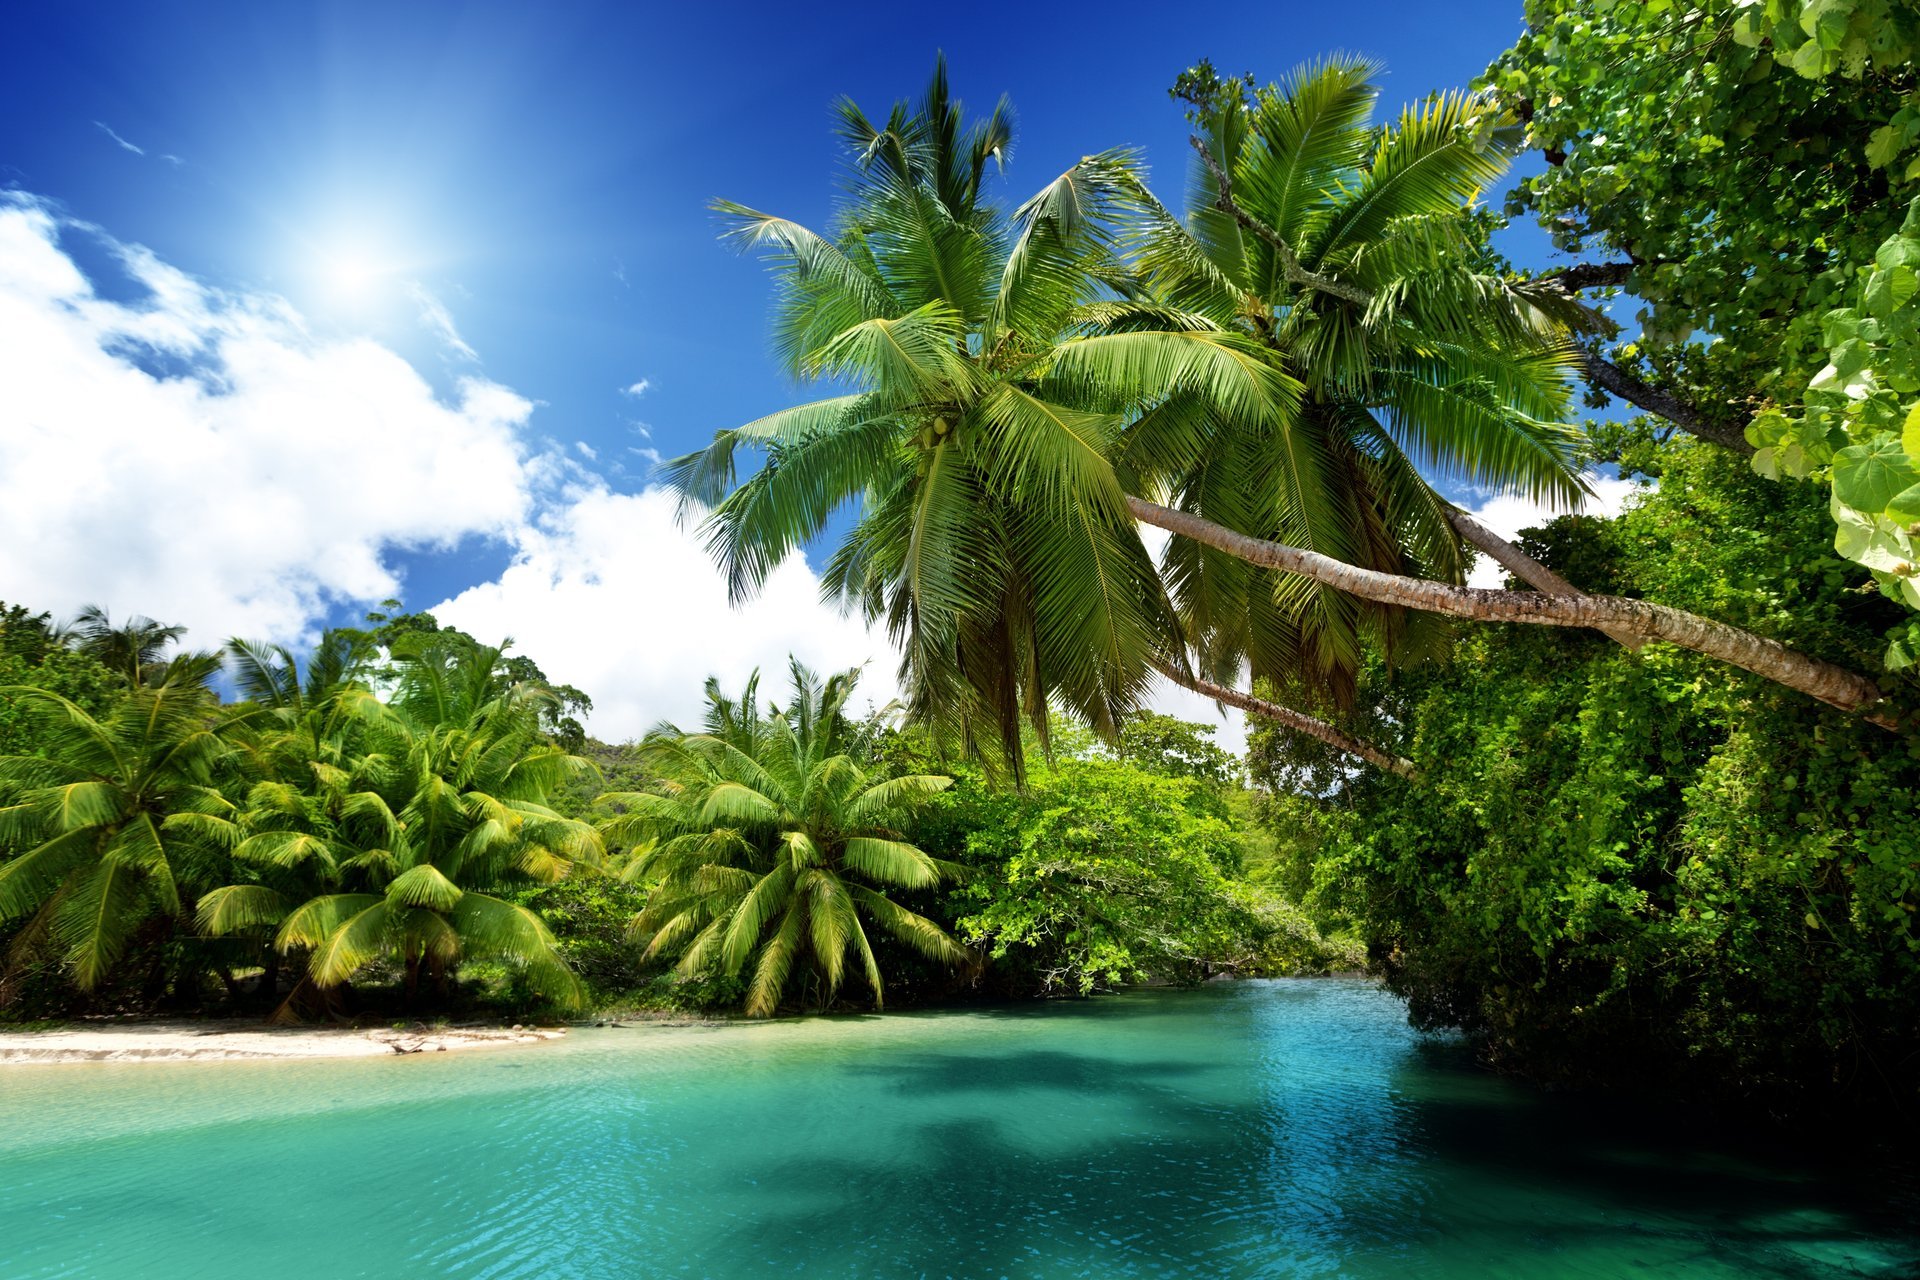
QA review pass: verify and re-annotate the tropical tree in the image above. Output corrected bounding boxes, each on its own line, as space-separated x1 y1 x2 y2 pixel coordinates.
608 661 968 1016
0 670 235 990
1120 57 1605 702
1112 59 1895 725
671 60 1238 768
199 634 604 1009
61 604 212 689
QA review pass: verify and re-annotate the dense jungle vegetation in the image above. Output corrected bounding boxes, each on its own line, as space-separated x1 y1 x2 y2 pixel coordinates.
4 1 1918 1117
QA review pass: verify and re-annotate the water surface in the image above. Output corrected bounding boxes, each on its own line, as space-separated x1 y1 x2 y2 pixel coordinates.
2 979 1912 1278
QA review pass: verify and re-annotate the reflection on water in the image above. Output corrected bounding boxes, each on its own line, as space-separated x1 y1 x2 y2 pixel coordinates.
0 980 1912 1278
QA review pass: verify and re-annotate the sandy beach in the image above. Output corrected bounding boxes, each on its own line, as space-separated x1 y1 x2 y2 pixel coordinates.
0 1022 565 1064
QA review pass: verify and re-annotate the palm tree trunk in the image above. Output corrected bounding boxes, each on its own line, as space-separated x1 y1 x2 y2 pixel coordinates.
1443 507 1643 652
258 945 281 1008
1152 659 1418 779
1128 497 1895 728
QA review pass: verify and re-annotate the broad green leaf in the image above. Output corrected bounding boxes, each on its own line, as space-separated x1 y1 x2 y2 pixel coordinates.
1833 436 1920 512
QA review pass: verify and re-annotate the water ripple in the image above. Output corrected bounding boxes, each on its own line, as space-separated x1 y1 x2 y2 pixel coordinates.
1 981 1914 1279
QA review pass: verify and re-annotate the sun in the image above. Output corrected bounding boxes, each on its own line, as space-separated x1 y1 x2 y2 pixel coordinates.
317 246 389 305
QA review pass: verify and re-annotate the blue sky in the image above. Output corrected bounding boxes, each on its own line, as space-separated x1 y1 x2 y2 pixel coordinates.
0 0 1613 741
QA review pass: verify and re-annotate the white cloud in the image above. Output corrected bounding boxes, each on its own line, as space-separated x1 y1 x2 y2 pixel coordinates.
622 378 651 397
0 195 537 645
0 192 903 745
1460 473 1643 588
432 487 900 740
404 282 478 362
93 122 144 156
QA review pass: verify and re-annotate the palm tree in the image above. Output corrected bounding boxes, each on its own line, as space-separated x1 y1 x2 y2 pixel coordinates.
1112 58 1601 702
0 678 235 989
672 59 1297 768
62 605 218 689
608 660 967 1017
1107 60 1889 724
199 634 604 1009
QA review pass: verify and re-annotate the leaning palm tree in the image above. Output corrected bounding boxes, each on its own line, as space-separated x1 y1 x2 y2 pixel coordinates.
608 660 966 1017
1111 57 1591 702
199 635 603 1008
0 678 236 989
1102 59 1891 724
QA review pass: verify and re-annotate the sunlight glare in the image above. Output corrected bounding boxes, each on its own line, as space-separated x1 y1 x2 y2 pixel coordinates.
317 246 389 306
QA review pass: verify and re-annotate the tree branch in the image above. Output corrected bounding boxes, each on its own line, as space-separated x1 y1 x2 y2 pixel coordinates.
1188 137 1372 306
1129 496 1894 728
1574 349 1756 455
1540 262 1636 291
1152 659 1418 779
1443 506 1643 651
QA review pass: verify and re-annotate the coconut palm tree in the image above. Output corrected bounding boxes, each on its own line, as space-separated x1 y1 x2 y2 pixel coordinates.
1105 59 1888 724
671 59 1306 768
0 677 236 989
1109 57 1596 702
672 61 1570 770
199 634 604 1008
608 660 966 1017
61 604 220 689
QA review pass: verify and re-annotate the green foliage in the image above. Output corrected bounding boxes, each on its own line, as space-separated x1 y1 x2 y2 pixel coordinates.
951 758 1249 993
1111 711 1240 792
203 632 604 1011
0 606 119 758
1487 3 1920 673
0 674 233 991
350 603 594 750
0 601 606 1015
610 661 968 1016
1487 1 1918 404
1257 442 1920 1105
514 869 652 1004
1747 203 1920 664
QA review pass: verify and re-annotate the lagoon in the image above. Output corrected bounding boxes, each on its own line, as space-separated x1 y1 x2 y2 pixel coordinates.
1 979 1912 1278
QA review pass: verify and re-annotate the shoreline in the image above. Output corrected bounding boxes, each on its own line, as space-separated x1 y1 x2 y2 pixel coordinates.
0 1020 566 1064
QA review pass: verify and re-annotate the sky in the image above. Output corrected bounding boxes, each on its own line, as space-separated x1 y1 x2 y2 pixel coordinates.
0 0 1634 749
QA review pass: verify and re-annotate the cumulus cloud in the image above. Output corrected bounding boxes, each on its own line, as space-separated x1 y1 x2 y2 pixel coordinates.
622 378 651 397
0 194 902 745
432 487 900 740
0 195 536 645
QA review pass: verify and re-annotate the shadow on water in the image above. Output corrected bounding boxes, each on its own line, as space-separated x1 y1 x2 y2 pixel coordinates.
679 985 1920 1279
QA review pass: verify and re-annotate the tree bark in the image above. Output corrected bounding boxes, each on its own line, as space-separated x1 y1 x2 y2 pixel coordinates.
1541 262 1636 291
1153 659 1418 779
1443 507 1643 651
1129 496 1895 728
1574 349 1756 456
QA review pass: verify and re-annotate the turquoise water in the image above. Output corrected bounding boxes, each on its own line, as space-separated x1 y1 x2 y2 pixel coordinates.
1 979 1913 1278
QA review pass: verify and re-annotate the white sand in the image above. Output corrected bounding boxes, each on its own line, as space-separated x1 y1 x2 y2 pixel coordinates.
0 1021 565 1064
